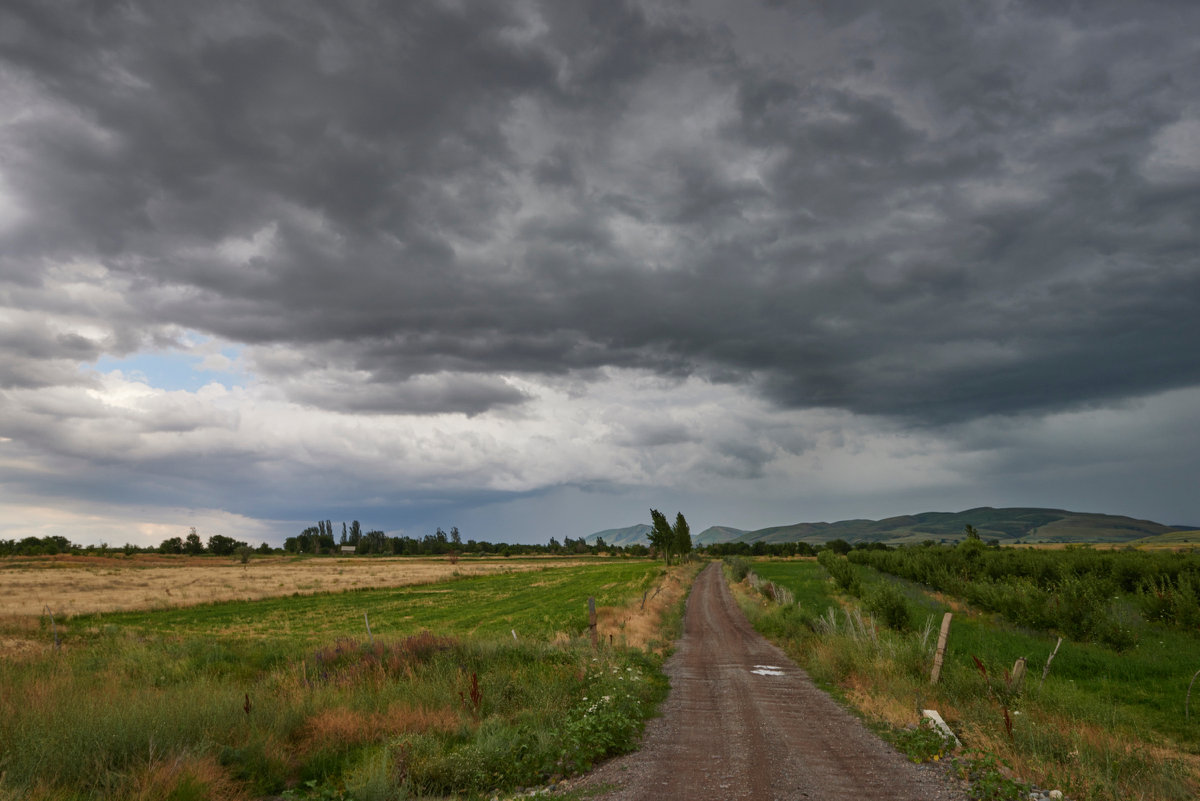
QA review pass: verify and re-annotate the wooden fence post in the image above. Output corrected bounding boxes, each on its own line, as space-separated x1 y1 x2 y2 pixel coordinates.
1008 656 1027 692
1040 637 1062 688
930 612 952 684
588 596 598 649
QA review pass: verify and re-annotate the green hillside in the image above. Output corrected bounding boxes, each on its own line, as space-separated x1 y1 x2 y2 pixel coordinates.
694 525 748 545
727 507 1192 546
584 524 652 548
1125 530 1200 547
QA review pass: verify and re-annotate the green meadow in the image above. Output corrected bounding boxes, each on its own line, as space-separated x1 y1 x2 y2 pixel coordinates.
738 556 1200 801
0 560 680 801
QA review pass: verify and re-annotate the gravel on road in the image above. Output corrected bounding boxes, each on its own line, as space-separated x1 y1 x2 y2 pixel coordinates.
564 562 969 801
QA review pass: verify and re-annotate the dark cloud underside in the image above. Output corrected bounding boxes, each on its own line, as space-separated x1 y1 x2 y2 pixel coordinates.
1 0 1197 422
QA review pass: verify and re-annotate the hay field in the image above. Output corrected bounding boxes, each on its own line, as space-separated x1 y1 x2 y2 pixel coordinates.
0 554 586 618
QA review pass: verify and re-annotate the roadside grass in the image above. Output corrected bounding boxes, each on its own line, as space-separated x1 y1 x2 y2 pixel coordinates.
731 558 1200 801
0 561 686 800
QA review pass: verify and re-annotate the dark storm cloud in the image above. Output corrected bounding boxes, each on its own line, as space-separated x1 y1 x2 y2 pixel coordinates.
285 371 530 417
2 0 1197 422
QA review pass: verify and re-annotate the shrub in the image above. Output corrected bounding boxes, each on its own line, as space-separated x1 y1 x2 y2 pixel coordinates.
725 556 753 582
817 550 861 595
865 582 911 631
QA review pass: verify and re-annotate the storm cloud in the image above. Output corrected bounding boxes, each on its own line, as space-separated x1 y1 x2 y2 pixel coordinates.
1 0 1197 543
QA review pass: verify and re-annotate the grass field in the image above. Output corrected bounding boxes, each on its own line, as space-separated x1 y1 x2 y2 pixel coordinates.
0 557 694 800
0 554 594 618
738 557 1200 801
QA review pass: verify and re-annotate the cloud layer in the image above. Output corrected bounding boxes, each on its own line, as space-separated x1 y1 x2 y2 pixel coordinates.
1 0 1198 543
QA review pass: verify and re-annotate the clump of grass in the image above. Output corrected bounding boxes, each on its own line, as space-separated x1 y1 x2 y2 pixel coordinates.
892 719 956 763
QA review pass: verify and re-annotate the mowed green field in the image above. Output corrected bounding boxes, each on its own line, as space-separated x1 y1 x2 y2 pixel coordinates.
0 559 679 801
75 561 664 642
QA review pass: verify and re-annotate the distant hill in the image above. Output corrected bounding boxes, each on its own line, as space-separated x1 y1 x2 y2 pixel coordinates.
1124 530 1200 548
694 526 748 545
722 507 1194 547
584 508 1195 550
585 524 652 548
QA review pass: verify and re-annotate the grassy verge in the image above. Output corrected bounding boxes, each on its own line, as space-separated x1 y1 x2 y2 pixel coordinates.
0 560 691 800
730 557 1200 801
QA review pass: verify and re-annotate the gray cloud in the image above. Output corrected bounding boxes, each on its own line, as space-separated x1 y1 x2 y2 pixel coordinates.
2 1 1198 540
4 0 1197 421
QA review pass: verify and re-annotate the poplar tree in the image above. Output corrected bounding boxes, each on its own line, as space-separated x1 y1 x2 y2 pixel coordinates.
674 512 692 561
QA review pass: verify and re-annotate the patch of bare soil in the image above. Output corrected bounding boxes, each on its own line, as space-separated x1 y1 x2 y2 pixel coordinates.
565 563 968 801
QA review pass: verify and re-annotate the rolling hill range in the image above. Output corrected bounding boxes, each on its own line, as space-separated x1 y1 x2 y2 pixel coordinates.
587 508 1196 548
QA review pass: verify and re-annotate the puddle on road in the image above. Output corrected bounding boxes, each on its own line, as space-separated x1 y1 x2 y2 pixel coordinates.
751 664 785 676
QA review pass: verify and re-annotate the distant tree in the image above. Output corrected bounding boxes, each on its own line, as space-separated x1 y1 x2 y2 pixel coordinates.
184 527 204 555
359 529 388 554
207 534 244 557
674 512 692 561
649 509 691 564
349 520 362 546
340 522 348 545
649 509 674 563
316 529 335 554
450 526 462 547
825 538 852 555
957 525 986 565
159 536 184 554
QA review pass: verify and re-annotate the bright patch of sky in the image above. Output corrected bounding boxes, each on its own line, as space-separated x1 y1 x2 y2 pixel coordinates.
88 336 247 392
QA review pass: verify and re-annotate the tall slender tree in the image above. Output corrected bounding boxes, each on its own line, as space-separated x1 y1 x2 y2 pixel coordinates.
649 509 676 564
674 512 692 561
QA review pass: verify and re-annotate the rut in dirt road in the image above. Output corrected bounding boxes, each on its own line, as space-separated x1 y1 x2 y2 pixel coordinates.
569 562 967 801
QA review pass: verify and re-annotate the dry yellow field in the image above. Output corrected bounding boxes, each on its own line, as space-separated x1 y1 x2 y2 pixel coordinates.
0 554 586 618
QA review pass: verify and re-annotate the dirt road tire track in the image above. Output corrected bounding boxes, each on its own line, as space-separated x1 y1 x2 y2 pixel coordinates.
567 562 967 800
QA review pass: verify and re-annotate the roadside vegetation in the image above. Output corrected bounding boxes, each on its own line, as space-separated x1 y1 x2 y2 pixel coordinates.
728 548 1200 801
0 561 693 800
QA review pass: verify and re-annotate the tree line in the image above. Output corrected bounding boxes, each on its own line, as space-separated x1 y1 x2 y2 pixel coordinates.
0 528 273 557
281 520 654 557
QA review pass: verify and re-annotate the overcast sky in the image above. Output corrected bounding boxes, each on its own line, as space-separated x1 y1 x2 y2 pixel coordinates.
2 0 1198 547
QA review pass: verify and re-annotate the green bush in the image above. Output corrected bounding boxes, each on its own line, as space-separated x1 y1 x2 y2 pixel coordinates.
865 582 911 631
818 550 861 595
725 556 753 582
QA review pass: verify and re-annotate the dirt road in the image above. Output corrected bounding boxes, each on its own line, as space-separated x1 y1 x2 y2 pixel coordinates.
570 563 967 800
